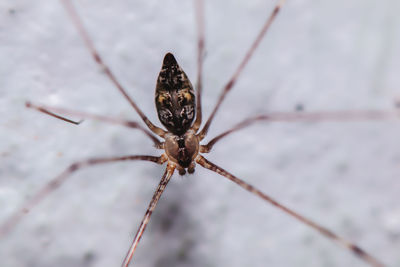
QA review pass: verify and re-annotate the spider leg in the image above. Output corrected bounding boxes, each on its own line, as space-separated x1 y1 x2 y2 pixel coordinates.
201 109 400 152
192 0 205 132
196 155 384 267
122 163 175 267
198 0 287 140
0 154 167 238
26 101 163 148
60 0 166 138
25 101 83 125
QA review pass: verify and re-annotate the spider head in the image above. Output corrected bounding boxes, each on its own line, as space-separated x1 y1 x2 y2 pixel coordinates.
155 53 196 135
164 130 199 175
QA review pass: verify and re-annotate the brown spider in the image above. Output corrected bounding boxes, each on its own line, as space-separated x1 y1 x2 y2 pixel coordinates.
1 0 399 266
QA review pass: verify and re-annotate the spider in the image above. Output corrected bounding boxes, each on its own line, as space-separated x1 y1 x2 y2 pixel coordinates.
1 0 399 266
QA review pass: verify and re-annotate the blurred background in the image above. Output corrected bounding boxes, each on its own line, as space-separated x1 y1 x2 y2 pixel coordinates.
1 0 399 266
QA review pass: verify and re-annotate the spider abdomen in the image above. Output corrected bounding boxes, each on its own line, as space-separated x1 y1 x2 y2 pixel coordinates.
155 53 196 135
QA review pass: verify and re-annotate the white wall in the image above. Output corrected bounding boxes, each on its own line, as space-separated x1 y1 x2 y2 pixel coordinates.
1 0 399 266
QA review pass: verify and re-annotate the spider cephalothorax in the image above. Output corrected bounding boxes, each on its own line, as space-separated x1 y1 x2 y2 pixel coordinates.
155 53 196 136
164 130 199 174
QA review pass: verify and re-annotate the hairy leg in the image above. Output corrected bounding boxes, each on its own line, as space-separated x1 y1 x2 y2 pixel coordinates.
198 0 287 140
60 0 166 138
122 163 175 267
201 109 400 152
0 154 167 237
26 101 163 148
196 155 384 267
192 0 205 132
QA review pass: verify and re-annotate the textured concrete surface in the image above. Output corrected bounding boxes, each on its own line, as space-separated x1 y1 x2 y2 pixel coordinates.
1 0 400 267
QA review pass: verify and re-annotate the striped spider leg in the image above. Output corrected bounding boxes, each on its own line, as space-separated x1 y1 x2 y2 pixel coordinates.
1 0 399 266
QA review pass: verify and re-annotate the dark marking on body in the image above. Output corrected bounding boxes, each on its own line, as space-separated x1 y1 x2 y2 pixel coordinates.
176 136 191 168
155 53 196 135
